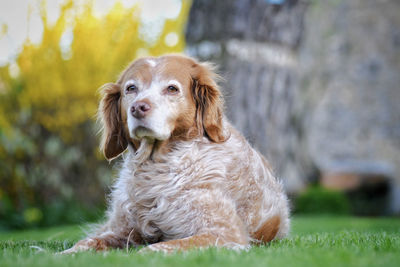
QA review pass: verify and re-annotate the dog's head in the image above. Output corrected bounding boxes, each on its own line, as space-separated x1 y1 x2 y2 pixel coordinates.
98 54 226 160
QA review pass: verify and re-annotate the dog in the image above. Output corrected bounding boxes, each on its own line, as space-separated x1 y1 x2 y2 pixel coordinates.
62 54 290 253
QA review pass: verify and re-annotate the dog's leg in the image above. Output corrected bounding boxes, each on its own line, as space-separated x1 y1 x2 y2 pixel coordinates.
60 229 142 254
140 189 249 253
139 232 247 253
252 216 281 244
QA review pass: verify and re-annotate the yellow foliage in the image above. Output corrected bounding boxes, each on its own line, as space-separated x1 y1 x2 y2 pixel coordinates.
11 0 191 140
0 65 14 132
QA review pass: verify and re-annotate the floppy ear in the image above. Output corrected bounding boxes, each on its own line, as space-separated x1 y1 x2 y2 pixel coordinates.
191 63 226 143
98 83 128 160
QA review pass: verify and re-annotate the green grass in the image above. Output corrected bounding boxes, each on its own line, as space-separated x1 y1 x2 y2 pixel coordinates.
1 216 399 267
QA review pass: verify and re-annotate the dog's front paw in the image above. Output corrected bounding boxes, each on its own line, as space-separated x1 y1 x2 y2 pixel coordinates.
59 238 108 254
139 243 176 254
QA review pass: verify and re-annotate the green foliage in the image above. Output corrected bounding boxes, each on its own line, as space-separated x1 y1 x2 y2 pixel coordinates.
0 216 399 267
294 186 351 215
0 0 191 230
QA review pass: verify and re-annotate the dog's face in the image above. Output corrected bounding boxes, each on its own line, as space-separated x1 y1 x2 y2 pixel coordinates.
99 55 225 160
121 56 195 141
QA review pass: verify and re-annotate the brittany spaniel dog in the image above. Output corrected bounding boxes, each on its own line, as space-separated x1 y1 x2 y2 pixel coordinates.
62 54 289 253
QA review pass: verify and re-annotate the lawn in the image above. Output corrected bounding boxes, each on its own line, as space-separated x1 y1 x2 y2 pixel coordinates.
1 216 399 267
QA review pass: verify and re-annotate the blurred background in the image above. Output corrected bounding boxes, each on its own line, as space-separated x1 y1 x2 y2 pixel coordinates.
0 0 399 231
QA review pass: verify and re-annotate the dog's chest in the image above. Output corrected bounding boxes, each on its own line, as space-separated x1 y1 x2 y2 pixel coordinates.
117 141 233 242
125 156 203 241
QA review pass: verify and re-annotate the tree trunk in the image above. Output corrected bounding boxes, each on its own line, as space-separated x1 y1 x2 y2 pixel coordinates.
298 0 400 214
185 0 309 193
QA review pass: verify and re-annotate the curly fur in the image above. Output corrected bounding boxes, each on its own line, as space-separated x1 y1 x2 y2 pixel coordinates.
61 54 290 254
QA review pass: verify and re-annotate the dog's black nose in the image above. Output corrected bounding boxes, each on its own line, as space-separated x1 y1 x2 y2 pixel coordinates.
131 101 151 118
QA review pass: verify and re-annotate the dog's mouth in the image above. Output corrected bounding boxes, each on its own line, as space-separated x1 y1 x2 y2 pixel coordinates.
133 126 155 139
131 121 171 142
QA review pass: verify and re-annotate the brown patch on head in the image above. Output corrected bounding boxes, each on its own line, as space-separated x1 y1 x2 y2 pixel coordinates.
156 55 199 141
118 57 155 87
253 216 281 244
153 55 227 143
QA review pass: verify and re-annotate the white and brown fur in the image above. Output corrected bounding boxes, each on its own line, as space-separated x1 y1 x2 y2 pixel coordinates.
62 54 290 254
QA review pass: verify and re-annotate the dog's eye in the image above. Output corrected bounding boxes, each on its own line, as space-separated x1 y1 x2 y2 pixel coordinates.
167 85 179 94
126 85 138 93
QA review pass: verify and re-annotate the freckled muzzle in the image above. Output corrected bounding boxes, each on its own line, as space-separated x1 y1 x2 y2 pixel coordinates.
127 98 170 141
